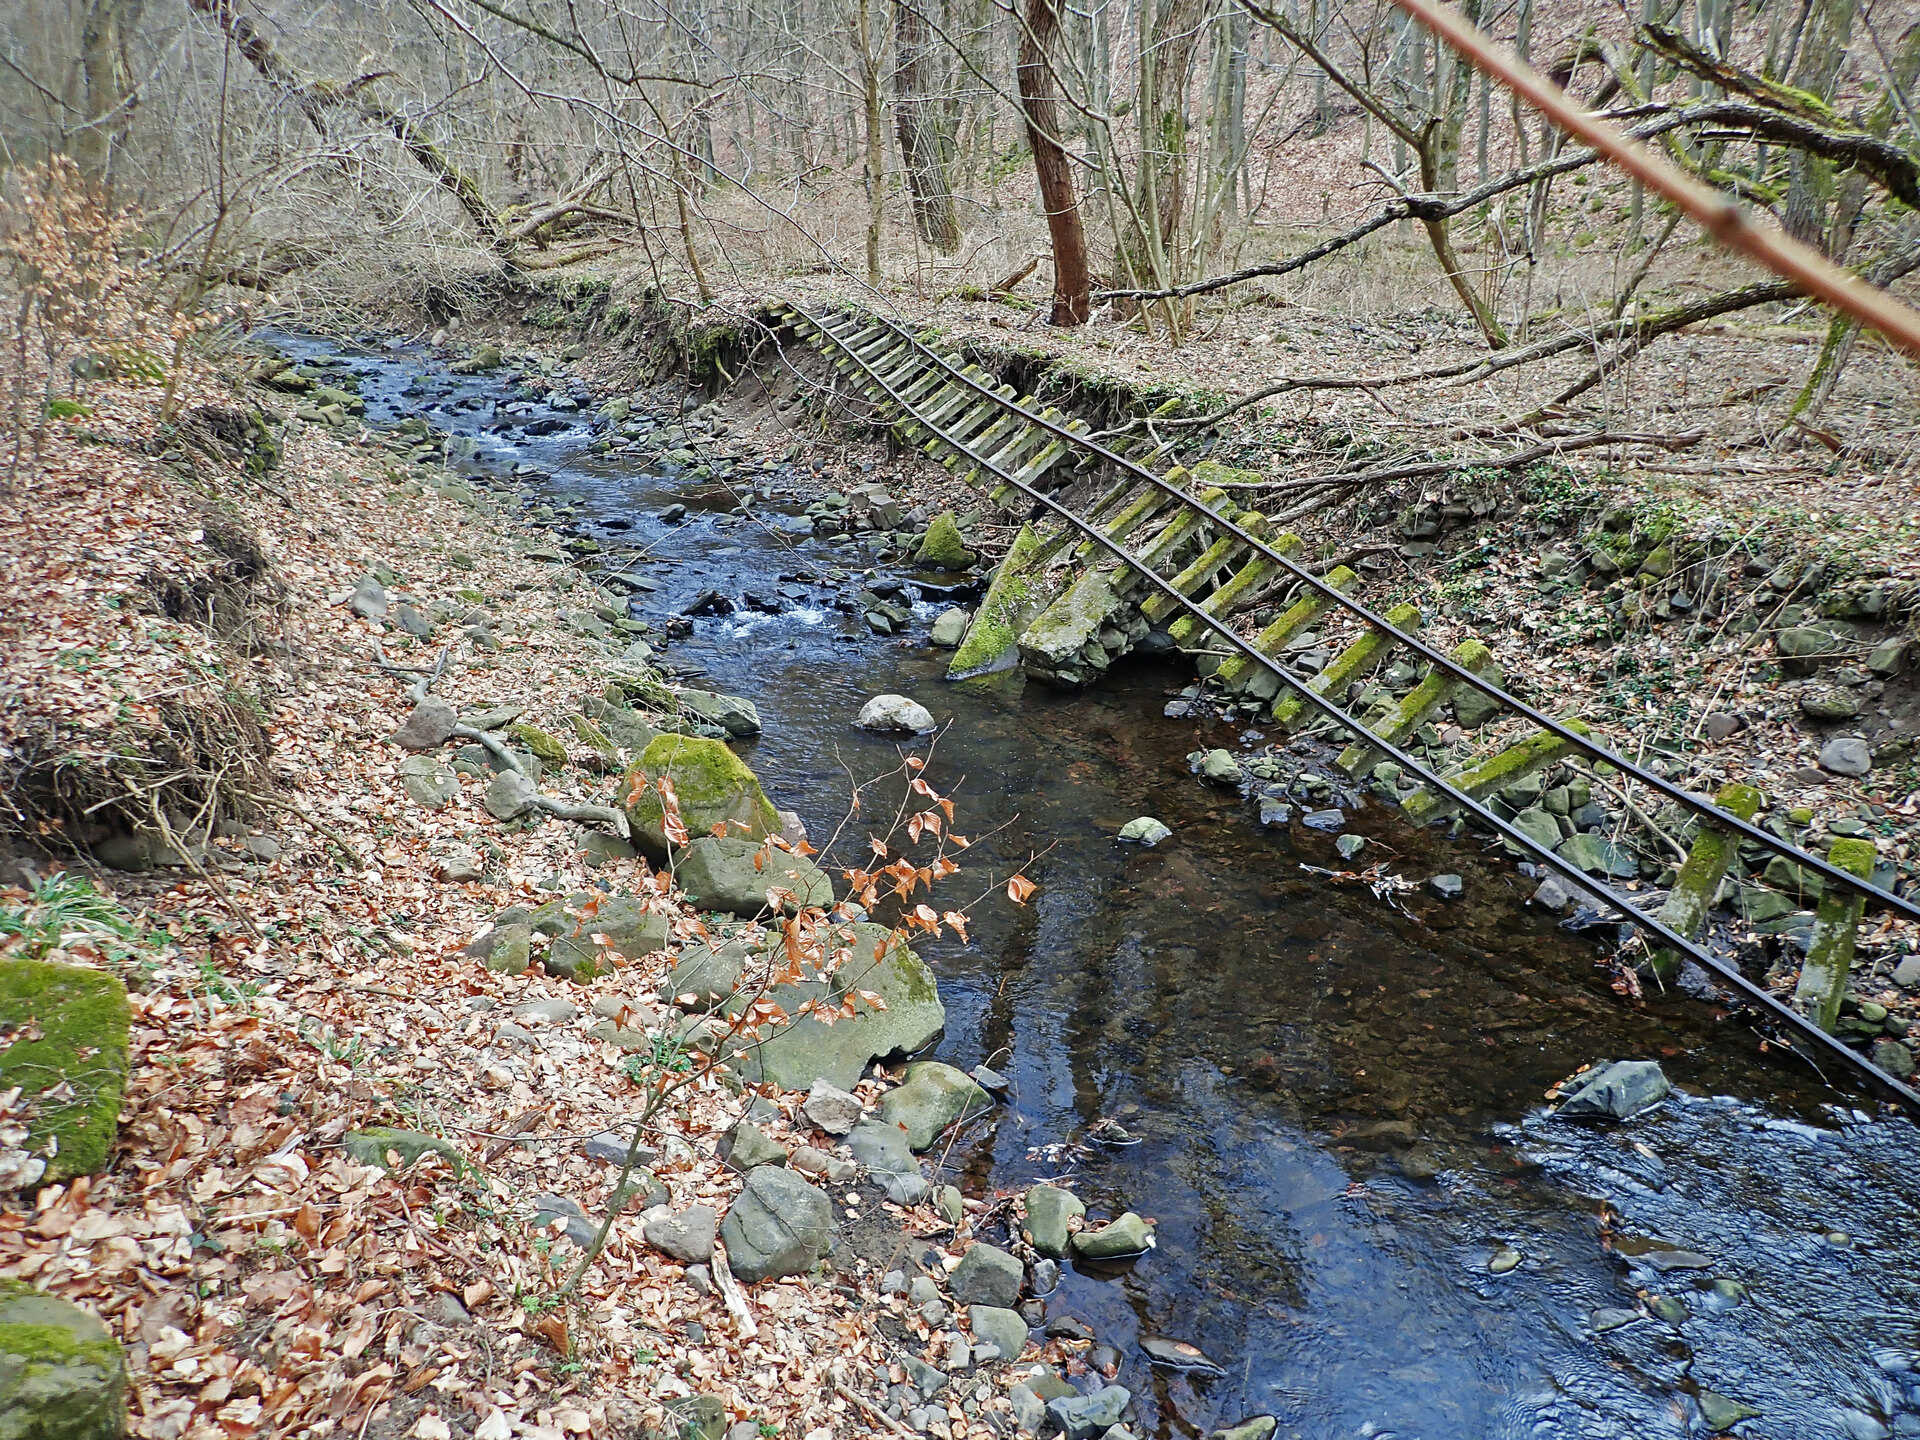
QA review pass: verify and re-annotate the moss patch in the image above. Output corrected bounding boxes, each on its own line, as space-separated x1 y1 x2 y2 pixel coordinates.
949 524 1055 678
0 961 130 1183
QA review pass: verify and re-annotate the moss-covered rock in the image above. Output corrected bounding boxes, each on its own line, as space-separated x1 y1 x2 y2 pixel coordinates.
620 734 780 860
949 525 1055 679
915 513 975 571
509 722 568 767
0 961 130 1185
0 1281 126 1440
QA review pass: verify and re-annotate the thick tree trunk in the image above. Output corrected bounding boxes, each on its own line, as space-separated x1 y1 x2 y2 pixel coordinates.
76 0 147 187
892 0 961 252
1781 0 1856 247
1016 0 1091 325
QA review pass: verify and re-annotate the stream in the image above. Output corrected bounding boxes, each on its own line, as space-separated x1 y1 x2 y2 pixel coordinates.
266 330 1920 1440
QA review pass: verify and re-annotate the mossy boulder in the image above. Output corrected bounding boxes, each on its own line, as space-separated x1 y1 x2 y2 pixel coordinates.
915 513 975 571
509 722 568 767
0 961 131 1186
950 525 1056 679
0 1281 126 1439
620 733 780 860
731 923 945 1091
343 1127 462 1171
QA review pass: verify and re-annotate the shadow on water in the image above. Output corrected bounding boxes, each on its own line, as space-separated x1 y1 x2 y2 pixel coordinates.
268 329 1920 1440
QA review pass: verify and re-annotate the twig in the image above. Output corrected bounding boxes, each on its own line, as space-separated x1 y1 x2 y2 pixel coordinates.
241 790 365 869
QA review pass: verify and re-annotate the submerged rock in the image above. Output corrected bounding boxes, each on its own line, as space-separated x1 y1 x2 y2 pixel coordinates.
1140 1335 1225 1374
1554 1059 1670 1120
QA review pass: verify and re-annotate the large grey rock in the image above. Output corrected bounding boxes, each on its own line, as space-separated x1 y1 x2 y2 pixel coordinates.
0 1281 126 1440
1554 1059 1670 1120
676 835 833 917
845 1119 927 1204
391 697 457 750
969 1305 1029 1362
349 575 388 619
856 693 935 734
344 1127 461 1170
949 1243 1023 1307
879 1061 993 1151
661 937 754 1008
1200 749 1243 785
1022 1185 1085 1258
1820 736 1872 776
530 1193 596 1247
400 755 459 808
1047 1385 1131 1440
546 897 670 981
732 924 945 1091
644 1204 718 1264
930 608 969 648
719 1166 834 1283
678 689 763 738
483 770 539 821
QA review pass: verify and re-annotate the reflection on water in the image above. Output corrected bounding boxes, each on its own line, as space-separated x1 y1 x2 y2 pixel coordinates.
270 330 1920 1440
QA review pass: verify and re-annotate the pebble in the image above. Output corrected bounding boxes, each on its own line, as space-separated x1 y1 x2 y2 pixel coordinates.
1488 1246 1521 1275
1430 873 1465 900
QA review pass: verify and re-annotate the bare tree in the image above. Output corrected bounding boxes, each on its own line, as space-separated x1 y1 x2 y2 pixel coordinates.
1016 0 1091 323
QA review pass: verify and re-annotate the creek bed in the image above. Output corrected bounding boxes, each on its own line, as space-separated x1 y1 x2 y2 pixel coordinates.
269 330 1920 1440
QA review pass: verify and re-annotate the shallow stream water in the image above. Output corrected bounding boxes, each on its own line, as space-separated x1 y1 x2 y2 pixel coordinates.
268 332 1920 1440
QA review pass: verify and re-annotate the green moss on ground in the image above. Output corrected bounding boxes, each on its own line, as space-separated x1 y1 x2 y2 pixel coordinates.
0 961 131 1183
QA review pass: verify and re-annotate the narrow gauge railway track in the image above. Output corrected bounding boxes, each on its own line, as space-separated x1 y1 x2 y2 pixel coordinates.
781 299 1920 1115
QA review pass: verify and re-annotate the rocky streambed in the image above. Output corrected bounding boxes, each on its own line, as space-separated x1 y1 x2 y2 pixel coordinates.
264 329 1920 1440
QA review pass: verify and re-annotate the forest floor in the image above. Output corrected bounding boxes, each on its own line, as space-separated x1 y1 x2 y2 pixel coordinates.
0 357 1051 1440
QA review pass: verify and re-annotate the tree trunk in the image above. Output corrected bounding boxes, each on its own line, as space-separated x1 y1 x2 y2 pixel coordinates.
1781 0 1856 246
892 0 962 252
855 0 887 282
1125 0 1210 283
75 0 147 187
1016 0 1091 325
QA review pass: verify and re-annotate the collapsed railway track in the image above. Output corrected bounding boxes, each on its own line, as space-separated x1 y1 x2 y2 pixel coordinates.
780 299 1920 1116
